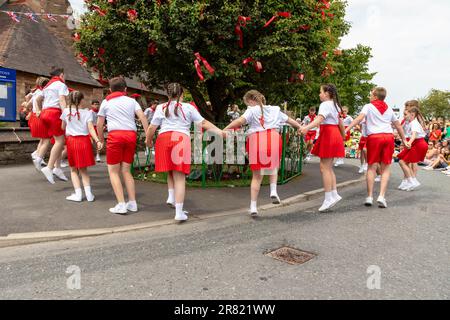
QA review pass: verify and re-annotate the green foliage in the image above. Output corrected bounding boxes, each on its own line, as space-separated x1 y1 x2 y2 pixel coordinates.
76 0 374 120
419 89 450 119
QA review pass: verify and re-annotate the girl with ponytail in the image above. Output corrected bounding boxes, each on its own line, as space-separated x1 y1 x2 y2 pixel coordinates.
300 84 346 212
61 91 102 202
146 83 223 222
224 90 302 216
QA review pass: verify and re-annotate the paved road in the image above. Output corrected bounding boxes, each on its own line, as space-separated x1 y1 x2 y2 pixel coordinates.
0 162 448 299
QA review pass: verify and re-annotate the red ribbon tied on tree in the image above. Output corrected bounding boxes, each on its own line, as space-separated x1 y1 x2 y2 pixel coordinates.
235 16 251 49
243 57 263 73
127 9 138 22
263 12 291 28
78 53 89 65
91 4 107 16
148 42 157 55
194 52 215 81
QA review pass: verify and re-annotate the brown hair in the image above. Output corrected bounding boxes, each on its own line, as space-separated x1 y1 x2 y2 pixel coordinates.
49 66 64 77
109 76 127 92
68 91 84 121
408 100 420 108
164 83 184 118
243 90 267 128
320 84 342 114
309 106 316 113
407 107 426 129
372 87 387 101
34 77 49 91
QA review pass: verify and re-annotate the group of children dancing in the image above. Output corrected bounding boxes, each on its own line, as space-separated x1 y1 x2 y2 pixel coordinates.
28 66 429 221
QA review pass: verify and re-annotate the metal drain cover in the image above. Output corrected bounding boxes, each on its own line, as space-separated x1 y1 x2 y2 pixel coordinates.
265 246 316 265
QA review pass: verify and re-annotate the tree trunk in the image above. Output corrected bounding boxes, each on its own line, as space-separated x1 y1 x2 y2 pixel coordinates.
206 79 232 124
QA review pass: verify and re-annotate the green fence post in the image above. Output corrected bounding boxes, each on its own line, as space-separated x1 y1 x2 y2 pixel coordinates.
201 134 206 188
280 126 287 184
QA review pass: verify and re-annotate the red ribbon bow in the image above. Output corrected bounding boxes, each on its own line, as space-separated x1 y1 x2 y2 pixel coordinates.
243 57 263 73
263 12 291 28
235 16 251 49
194 52 215 81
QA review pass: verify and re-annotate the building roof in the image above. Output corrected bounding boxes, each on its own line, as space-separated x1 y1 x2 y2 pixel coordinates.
0 2 101 87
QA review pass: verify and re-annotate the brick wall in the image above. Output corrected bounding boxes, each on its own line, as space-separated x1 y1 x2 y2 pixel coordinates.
0 128 39 165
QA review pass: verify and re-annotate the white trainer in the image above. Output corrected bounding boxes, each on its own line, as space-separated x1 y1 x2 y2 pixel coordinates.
41 167 55 184
358 166 365 174
33 158 43 171
374 175 381 182
365 197 373 206
126 202 138 212
398 180 407 190
270 194 281 205
95 154 102 162
86 194 95 202
377 196 387 208
60 160 69 168
175 211 188 221
249 210 258 217
53 168 68 181
66 194 82 202
109 203 127 215
319 199 335 212
166 202 176 209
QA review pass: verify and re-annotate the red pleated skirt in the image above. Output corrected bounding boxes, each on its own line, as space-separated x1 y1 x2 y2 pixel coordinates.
66 135 95 169
29 112 50 138
311 125 345 159
397 138 428 163
155 131 191 174
246 129 282 172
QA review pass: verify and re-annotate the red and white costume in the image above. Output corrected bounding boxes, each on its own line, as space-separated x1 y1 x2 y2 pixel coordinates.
151 101 204 174
40 77 69 137
397 119 427 163
358 120 368 151
29 87 50 138
98 92 141 165
60 108 95 169
342 115 354 142
302 114 318 142
311 101 345 159
144 106 156 124
243 105 288 172
361 100 398 165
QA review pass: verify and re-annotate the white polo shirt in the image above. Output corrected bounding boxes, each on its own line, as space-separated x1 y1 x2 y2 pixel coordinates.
318 100 341 125
242 105 289 135
361 103 398 136
60 108 93 136
302 115 318 131
144 107 155 123
98 96 141 132
42 81 69 109
32 89 43 113
410 119 426 139
151 101 204 136
343 115 353 127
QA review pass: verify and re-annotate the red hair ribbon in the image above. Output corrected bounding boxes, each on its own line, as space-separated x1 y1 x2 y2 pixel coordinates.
263 12 291 28
194 52 215 81
243 57 263 73
235 16 251 49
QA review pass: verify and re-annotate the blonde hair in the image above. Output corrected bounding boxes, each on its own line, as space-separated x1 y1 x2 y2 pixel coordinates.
243 90 267 128
372 87 387 101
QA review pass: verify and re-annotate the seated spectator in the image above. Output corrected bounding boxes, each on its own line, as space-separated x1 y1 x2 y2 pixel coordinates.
429 123 442 142
424 144 450 170
420 141 439 166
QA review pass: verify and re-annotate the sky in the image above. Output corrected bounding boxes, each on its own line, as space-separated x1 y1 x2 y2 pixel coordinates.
68 0 449 109
340 0 450 109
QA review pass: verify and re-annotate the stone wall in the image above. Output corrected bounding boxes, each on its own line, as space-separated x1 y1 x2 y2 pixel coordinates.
0 128 39 165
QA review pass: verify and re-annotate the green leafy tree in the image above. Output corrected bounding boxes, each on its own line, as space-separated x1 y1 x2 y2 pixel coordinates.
419 89 450 119
76 0 373 121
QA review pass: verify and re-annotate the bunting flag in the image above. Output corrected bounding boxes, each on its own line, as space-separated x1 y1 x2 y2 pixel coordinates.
6 11 20 23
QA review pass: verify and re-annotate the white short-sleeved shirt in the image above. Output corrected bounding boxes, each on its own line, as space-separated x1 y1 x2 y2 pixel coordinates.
151 101 204 136
410 119 426 139
361 103 398 136
318 100 341 125
60 108 93 137
42 81 69 109
32 89 43 113
343 115 353 127
360 120 368 137
402 119 412 138
242 105 289 135
302 115 318 131
144 107 155 123
90 110 98 125
98 96 141 132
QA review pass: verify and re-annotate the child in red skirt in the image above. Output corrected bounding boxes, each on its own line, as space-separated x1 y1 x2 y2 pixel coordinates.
35 67 69 184
301 107 318 161
357 120 368 173
397 107 428 191
61 91 102 202
29 77 50 168
146 83 222 221
346 87 407 208
224 90 301 216
97 77 149 215
335 106 353 167
301 84 346 212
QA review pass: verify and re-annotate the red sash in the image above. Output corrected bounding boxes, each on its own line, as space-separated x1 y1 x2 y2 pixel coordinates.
371 100 388 115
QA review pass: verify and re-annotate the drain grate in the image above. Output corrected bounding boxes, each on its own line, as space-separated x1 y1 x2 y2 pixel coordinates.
265 246 316 265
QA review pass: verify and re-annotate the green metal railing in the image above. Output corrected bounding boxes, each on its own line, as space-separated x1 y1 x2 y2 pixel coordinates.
131 124 304 188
